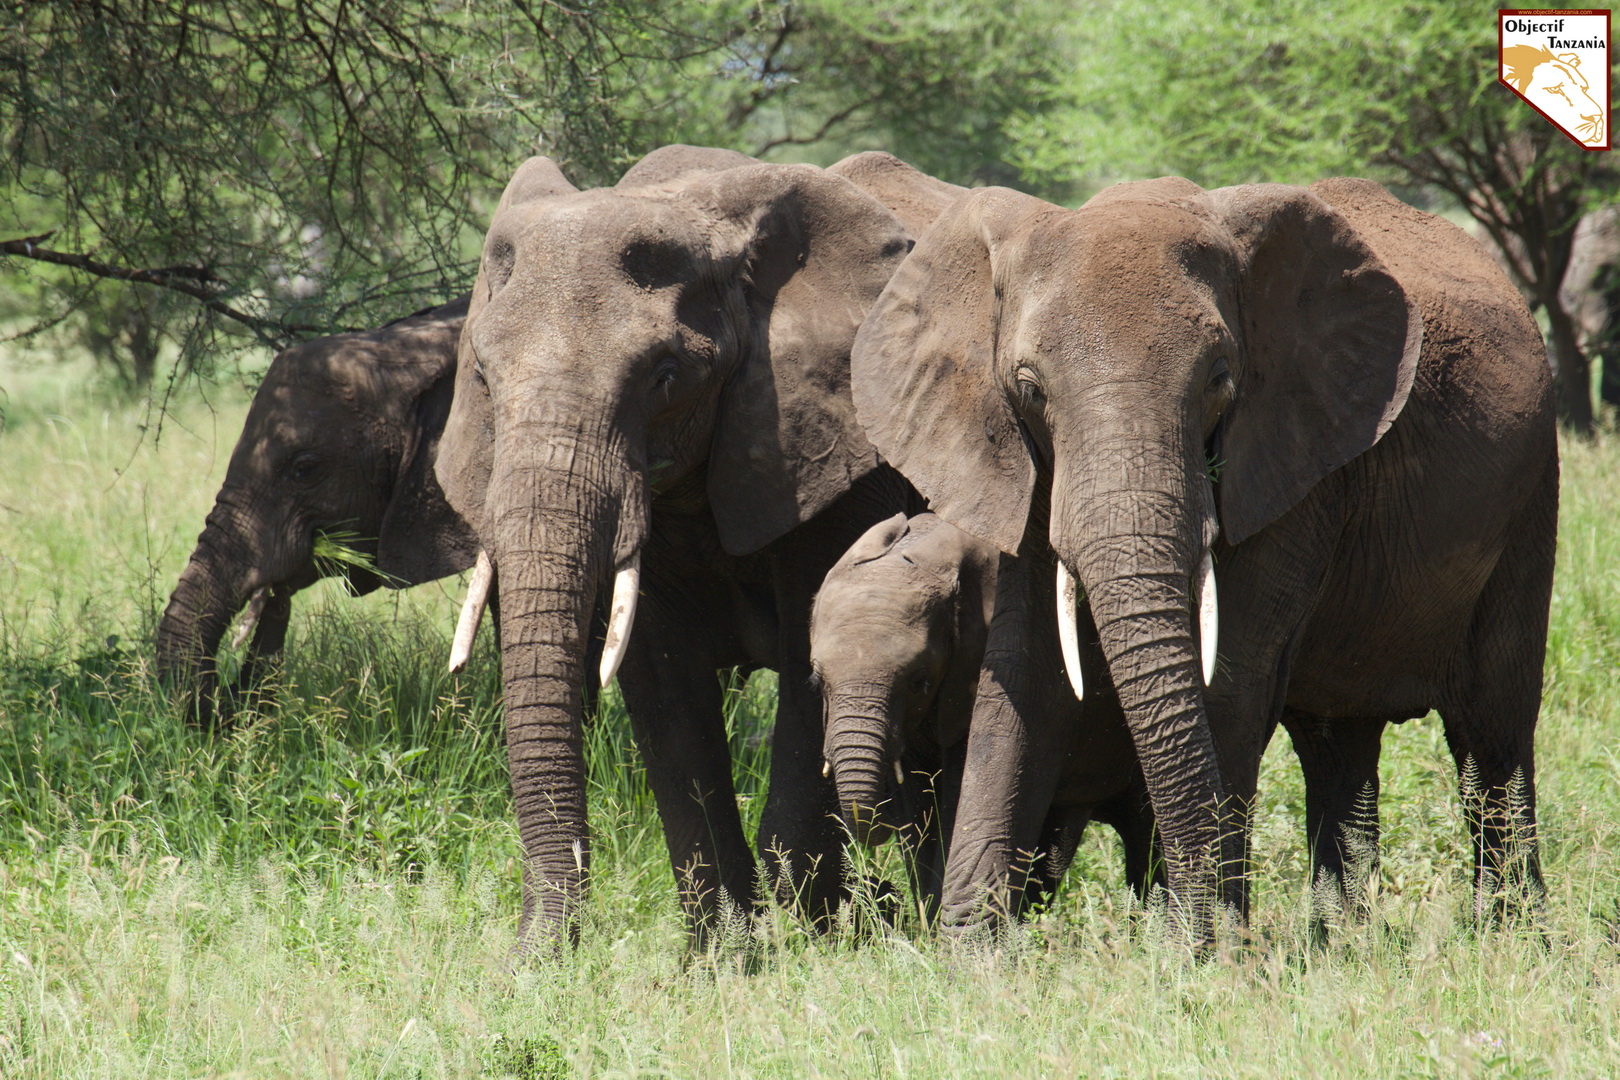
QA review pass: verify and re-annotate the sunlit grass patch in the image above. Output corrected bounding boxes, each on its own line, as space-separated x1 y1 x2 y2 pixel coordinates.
3 376 1620 1076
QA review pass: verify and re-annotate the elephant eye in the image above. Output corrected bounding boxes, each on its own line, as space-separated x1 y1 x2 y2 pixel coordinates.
908 670 931 696
1014 366 1044 402
286 452 323 484
653 357 678 391
1204 357 1236 435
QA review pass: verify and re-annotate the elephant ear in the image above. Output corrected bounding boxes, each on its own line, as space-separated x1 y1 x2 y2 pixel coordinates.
696 164 914 556
850 186 1051 556
373 297 482 583
827 151 966 237
435 158 578 540
1210 183 1422 544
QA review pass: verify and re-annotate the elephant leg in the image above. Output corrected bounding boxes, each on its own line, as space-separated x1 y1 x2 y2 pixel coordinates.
895 745 958 926
1438 463 1557 923
940 548 1076 933
227 587 293 716
1204 486 1348 924
1020 804 1090 916
1600 345 1620 411
758 604 849 930
1095 777 1165 905
1282 713 1385 936
615 586 758 945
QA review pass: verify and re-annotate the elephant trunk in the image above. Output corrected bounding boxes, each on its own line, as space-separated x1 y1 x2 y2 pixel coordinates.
824 683 902 845
487 420 641 947
1053 422 1224 946
156 519 260 727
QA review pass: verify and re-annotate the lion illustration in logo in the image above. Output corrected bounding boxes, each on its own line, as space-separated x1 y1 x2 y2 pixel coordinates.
1504 44 1606 146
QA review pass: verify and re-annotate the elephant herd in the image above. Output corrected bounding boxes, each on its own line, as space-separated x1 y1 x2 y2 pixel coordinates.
156 145 1558 953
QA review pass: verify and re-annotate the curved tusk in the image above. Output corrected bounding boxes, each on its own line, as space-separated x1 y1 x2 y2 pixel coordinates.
598 556 641 688
823 758 832 779
448 550 494 674
1198 550 1218 686
232 587 271 650
1056 560 1085 702
893 760 905 786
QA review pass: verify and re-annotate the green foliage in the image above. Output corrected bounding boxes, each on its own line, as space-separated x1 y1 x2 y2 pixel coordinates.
0 0 1068 399
1012 0 1617 430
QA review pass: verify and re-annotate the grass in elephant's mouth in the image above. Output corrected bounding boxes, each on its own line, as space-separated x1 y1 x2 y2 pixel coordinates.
3 385 1620 1078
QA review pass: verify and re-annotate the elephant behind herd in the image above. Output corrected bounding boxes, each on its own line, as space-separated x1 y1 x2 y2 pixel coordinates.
159 145 1557 953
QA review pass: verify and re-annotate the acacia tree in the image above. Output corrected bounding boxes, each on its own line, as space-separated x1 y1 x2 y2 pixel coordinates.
0 0 1064 392
1012 0 1616 433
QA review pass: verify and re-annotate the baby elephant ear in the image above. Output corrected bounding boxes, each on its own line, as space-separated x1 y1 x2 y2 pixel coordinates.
1210 183 1422 544
698 164 913 556
851 186 1050 556
496 155 578 212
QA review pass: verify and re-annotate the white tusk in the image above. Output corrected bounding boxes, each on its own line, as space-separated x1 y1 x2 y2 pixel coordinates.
823 758 832 779
1198 550 1219 686
1056 561 1085 702
893 760 905 786
448 550 493 674
232 587 271 650
598 556 641 688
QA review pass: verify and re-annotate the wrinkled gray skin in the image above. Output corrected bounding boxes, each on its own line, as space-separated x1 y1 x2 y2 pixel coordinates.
852 176 1557 943
812 512 1161 919
434 146 937 949
156 298 479 726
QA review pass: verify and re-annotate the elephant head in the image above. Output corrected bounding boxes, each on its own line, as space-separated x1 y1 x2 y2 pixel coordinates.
156 297 477 725
851 179 1420 936
810 512 995 845
433 150 911 941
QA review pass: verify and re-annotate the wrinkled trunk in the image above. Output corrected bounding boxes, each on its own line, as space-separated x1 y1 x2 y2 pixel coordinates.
156 524 257 728
824 684 900 845
1053 423 1224 947
490 422 633 948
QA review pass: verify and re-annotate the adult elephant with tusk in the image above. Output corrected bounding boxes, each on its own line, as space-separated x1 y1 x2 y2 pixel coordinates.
434 145 934 950
156 297 481 727
851 176 1557 945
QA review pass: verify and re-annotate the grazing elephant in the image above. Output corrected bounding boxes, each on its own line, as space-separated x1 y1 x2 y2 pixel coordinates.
1560 204 1620 411
434 145 938 949
851 176 1557 942
811 512 1160 920
156 298 479 726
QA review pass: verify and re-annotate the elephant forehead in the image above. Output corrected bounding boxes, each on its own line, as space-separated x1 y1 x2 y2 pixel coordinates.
811 612 933 675
1003 207 1230 346
496 190 714 282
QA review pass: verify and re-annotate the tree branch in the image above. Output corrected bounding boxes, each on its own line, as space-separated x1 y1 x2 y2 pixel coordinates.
0 234 331 346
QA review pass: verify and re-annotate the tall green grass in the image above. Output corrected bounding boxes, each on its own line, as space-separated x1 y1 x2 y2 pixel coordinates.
3 368 1620 1077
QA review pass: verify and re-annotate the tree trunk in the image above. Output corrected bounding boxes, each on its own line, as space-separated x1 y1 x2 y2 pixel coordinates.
1546 294 1595 436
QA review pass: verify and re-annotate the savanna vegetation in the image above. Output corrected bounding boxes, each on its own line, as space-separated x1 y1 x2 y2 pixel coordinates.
4 1 1620 1076
5 345 1620 1077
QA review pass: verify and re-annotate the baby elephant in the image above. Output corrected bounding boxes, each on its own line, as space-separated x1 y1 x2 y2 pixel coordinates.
810 512 1161 919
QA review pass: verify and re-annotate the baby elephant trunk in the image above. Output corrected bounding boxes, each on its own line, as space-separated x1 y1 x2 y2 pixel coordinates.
824 684 905 846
